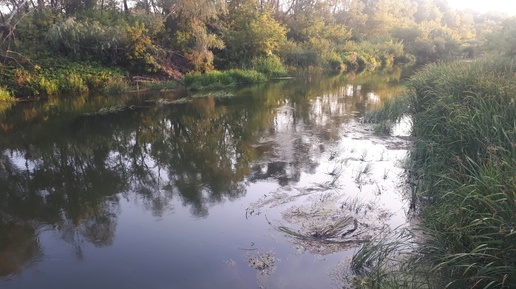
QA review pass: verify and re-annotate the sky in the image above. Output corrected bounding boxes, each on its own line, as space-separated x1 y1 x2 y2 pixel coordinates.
446 0 516 16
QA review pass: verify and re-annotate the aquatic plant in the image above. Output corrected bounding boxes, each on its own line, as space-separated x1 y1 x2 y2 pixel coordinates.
350 229 432 289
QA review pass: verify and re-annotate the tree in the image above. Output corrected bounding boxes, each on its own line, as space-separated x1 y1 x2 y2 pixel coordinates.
161 0 227 71
221 0 287 65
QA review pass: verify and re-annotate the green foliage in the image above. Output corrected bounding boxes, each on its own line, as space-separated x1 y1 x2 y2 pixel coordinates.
280 6 352 70
220 2 288 67
0 60 127 97
278 40 319 68
484 17 516 57
167 0 227 72
1 0 515 96
342 40 404 71
45 15 161 73
184 69 266 90
0 87 13 101
250 56 287 78
46 17 128 62
393 22 462 64
248 12 288 57
125 22 160 72
407 58 516 287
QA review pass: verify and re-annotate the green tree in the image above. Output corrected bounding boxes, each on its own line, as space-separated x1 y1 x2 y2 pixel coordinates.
221 0 287 66
162 0 226 72
485 17 516 57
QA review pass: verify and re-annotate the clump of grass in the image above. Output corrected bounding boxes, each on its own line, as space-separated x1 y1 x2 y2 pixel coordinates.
351 229 432 289
0 87 14 101
406 58 516 287
184 69 267 90
251 55 288 78
0 87 15 117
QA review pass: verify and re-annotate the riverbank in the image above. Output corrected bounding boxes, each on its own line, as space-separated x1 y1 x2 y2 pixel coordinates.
410 58 516 287
357 58 516 288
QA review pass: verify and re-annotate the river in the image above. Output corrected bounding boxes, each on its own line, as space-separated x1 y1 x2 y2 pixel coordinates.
0 71 411 289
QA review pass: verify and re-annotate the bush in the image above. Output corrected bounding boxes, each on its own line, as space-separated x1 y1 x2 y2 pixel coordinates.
251 56 288 78
0 87 13 101
278 40 318 68
341 40 406 71
46 17 128 62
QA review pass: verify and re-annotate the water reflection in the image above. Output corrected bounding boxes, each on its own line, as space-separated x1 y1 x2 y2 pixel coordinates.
0 72 404 280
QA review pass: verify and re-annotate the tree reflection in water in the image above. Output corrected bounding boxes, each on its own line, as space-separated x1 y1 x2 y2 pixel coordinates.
0 70 404 276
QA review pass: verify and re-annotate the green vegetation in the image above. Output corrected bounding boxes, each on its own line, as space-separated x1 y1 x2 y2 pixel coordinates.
0 60 128 97
184 69 267 90
0 87 13 101
2 0 515 97
356 58 516 288
408 59 516 288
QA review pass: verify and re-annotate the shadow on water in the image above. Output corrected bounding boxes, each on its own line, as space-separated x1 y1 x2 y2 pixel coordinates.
0 70 408 288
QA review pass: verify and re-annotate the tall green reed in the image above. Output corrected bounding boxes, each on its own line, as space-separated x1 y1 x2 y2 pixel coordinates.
408 58 516 288
352 58 516 288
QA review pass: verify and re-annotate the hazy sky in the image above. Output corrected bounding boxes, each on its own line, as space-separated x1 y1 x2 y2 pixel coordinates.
446 0 516 15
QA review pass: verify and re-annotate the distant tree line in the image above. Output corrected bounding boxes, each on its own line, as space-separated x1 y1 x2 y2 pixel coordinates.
1 0 516 96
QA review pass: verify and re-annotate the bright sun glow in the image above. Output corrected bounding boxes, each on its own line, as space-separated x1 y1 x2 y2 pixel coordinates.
447 0 516 15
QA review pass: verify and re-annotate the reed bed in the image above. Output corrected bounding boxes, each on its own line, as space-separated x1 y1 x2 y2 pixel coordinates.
407 59 516 288
352 58 516 288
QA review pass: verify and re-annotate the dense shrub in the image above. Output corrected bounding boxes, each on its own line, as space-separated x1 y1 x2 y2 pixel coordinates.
251 56 288 78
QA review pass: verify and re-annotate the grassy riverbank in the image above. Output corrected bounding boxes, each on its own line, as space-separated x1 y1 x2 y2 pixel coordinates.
409 59 516 287
357 58 516 288
0 59 128 98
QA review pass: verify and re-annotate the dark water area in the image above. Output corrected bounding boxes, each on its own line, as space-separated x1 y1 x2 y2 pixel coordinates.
0 71 411 289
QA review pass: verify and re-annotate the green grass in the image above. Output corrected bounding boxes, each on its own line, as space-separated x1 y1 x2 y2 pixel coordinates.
184 69 267 90
406 58 516 288
1 59 128 97
352 58 516 288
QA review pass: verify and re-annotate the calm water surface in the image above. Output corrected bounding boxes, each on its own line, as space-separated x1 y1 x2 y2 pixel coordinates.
0 71 411 289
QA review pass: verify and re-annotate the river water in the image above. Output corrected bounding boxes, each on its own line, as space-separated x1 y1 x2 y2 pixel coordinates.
0 71 411 289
